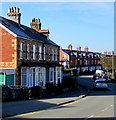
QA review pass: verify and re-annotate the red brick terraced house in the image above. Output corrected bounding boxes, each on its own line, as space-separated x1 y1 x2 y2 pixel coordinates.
60 44 102 74
0 7 63 87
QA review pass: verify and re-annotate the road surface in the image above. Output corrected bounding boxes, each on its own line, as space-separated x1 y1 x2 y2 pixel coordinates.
3 75 116 120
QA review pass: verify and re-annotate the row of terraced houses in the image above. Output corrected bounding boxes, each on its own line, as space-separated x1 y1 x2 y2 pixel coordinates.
0 7 114 87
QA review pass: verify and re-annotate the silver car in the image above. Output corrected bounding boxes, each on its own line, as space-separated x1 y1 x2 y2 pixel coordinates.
94 79 108 89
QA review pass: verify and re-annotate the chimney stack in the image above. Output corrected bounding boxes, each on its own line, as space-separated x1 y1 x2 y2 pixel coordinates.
68 44 72 50
104 51 107 55
76 45 81 51
108 52 111 55
30 18 41 30
84 46 89 52
7 7 21 24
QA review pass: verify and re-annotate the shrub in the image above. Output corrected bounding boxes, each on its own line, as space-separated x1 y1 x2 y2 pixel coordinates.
62 76 77 90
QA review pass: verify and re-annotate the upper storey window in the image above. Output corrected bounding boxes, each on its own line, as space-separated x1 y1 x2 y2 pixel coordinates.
33 45 36 60
20 42 24 60
27 44 30 60
52 49 54 61
39 46 42 60
44 47 46 60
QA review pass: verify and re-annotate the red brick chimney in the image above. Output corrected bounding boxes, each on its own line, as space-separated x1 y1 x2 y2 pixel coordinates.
68 44 72 50
30 18 41 30
7 7 21 24
108 52 111 55
104 51 107 55
76 45 81 51
84 46 89 52
60 46 62 49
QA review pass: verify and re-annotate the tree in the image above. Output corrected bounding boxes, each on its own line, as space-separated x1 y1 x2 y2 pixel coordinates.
100 57 112 71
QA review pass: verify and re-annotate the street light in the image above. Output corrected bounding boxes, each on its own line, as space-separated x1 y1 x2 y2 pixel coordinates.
112 51 115 79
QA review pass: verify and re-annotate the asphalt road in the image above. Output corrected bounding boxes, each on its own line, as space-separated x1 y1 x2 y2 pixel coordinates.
3 75 116 120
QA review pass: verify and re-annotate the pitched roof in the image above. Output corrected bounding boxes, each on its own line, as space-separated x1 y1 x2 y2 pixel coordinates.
61 49 75 56
61 49 101 56
0 16 59 47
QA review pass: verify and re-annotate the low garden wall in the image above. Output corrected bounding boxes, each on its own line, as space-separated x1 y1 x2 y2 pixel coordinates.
2 85 29 102
2 75 78 102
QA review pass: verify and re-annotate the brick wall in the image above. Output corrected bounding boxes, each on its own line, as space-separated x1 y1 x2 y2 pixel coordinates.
0 27 17 68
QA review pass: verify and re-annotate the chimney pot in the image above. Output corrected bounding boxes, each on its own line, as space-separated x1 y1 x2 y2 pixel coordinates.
84 46 89 52
104 51 107 55
30 18 41 30
7 7 21 24
68 44 72 50
76 45 81 51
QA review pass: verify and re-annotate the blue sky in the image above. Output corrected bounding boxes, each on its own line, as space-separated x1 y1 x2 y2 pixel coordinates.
1 2 114 53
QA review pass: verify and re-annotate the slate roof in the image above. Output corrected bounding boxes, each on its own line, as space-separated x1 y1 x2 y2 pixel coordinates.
0 16 59 47
61 49 101 56
61 49 75 56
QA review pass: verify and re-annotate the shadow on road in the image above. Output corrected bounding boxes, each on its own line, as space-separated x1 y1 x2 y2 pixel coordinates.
2 100 58 118
2 117 116 120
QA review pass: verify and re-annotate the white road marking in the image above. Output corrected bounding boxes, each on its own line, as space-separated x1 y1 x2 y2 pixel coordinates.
88 115 95 118
110 105 114 107
101 108 108 112
101 104 114 112
86 104 114 119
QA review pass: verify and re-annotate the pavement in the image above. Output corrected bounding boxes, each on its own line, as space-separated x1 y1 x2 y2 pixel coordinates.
2 84 89 119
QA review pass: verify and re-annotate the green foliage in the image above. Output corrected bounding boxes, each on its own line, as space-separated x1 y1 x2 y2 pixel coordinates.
63 68 77 75
63 68 77 71
100 57 112 71
100 56 116 79
100 56 116 70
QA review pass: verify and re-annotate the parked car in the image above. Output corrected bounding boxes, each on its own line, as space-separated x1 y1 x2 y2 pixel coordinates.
93 74 101 80
101 75 111 83
94 79 108 90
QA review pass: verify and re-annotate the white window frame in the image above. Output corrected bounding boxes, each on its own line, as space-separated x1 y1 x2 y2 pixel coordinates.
33 45 36 60
27 68 33 87
27 44 30 60
21 68 27 86
44 47 46 60
56 67 62 84
39 46 42 60
21 68 34 87
52 49 54 61
37 67 45 86
20 42 24 59
49 67 54 82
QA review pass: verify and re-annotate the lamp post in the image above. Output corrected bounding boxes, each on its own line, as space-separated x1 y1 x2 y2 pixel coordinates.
112 51 115 79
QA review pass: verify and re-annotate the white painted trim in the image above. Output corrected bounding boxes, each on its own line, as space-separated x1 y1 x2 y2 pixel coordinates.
0 68 16 69
0 23 17 37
